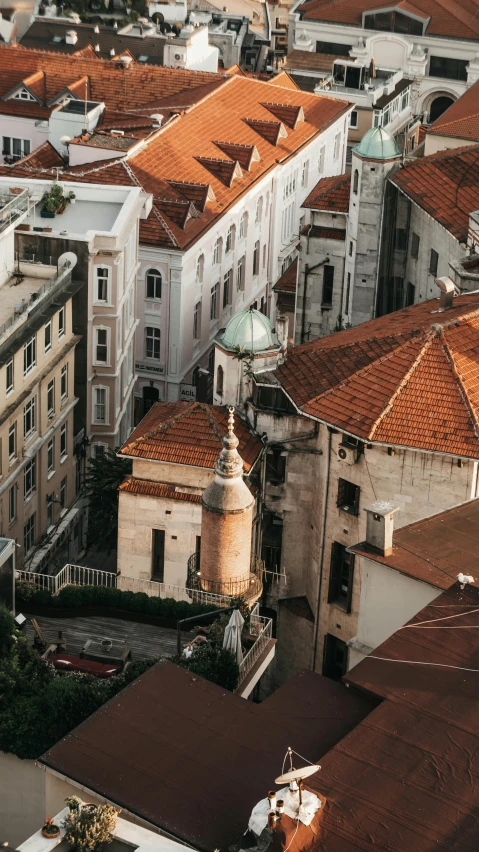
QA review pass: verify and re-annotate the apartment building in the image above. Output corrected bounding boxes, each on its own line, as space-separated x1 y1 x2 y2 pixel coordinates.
0 46 352 417
0 186 80 571
288 0 479 125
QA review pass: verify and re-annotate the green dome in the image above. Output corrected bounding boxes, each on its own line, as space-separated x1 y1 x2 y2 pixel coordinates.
353 127 400 160
221 309 279 353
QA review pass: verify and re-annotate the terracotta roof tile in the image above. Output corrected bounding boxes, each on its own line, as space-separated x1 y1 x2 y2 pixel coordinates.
267 70 301 90
428 80 479 142
304 225 347 239
118 476 202 502
119 401 262 471
13 140 64 168
213 141 260 170
275 293 479 458
261 102 304 129
273 257 298 293
303 173 351 211
390 145 479 241
284 49 342 72
244 117 288 145
297 0 479 40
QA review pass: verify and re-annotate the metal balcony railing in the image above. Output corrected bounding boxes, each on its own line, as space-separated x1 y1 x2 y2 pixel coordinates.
0 188 29 234
186 551 263 601
238 613 273 686
0 263 72 346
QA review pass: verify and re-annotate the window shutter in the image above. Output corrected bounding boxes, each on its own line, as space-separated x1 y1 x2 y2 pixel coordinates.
346 553 355 613
353 485 360 516
328 543 341 603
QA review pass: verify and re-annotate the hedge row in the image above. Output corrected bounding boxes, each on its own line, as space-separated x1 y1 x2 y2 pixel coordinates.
15 581 221 620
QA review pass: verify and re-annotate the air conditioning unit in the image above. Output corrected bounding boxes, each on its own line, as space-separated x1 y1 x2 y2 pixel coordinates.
337 443 359 464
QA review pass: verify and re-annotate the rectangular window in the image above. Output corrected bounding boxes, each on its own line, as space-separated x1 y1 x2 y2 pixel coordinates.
429 249 439 276
266 449 286 484
322 265 334 306
24 457 36 500
345 272 351 314
429 55 468 82
47 437 54 474
213 238 222 266
151 528 165 581
60 476 66 510
239 213 248 240
23 336 36 377
223 269 233 308
262 244 267 270
410 232 420 259
60 423 67 460
337 478 360 515
301 159 309 187
328 542 354 612
95 267 110 302
24 397 36 438
94 387 107 423
253 240 260 276
23 513 35 554
323 633 348 681
58 307 65 337
333 133 341 160
395 228 407 251
210 283 219 320
8 484 16 524
44 321 52 354
6 357 13 394
193 302 201 339
95 328 108 364
226 226 235 253
47 379 55 419
406 281 415 306
60 365 68 400
8 423 16 461
349 241 353 257
47 493 53 528
349 110 358 128
145 326 161 360
319 147 325 174
316 40 351 56
237 256 245 291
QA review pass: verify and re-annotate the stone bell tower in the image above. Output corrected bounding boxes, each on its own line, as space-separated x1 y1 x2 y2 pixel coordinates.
198 408 261 602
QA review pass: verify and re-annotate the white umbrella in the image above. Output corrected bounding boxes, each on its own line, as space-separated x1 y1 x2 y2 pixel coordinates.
223 609 245 664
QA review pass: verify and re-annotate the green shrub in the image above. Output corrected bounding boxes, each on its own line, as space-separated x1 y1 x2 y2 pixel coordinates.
173 645 239 691
15 580 38 602
57 585 84 607
31 588 53 607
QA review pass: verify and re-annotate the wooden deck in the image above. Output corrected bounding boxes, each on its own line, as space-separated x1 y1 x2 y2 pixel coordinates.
25 614 184 660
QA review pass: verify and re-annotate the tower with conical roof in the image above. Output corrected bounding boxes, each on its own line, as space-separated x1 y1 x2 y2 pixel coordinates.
346 126 401 327
198 407 261 602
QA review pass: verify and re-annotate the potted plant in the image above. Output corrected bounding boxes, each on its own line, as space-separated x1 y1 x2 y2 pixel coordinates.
62 803 119 852
65 795 83 812
68 191 76 204
41 182 64 218
42 817 61 839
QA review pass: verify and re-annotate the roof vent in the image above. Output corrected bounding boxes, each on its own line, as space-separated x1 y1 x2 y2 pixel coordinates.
113 20 118 28
435 276 455 310
120 54 133 67
110 129 124 136
94 43 100 51
110 47 115 55
150 113 163 126
65 29 78 44
94 23 100 32
364 501 399 557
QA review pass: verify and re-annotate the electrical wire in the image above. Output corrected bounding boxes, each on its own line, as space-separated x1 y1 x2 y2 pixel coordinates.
369 655 479 673
283 818 300 852
400 606 479 627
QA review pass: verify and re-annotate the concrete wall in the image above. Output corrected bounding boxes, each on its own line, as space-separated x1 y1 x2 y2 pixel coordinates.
424 132 471 156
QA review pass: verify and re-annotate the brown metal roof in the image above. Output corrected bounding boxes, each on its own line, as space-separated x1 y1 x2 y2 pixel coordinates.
350 497 479 589
39 663 375 851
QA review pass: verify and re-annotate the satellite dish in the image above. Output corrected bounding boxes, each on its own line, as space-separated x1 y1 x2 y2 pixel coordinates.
275 765 320 785
58 251 78 272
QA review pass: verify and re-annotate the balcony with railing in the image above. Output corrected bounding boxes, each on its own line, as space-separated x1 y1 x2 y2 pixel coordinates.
0 261 72 347
186 551 263 603
0 188 30 234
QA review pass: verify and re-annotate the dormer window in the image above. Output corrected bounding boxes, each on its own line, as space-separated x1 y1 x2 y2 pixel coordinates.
363 8 427 35
14 88 36 102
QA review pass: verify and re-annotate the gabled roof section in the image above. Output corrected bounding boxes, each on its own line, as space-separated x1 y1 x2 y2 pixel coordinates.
119 401 262 471
195 156 243 187
389 144 479 242
244 117 288 145
154 198 198 228
297 0 479 39
166 180 215 211
275 293 479 459
267 70 301 90
213 141 260 171
13 140 64 169
273 257 298 293
303 173 351 211
3 69 45 104
428 79 479 142
261 102 305 129
72 44 101 59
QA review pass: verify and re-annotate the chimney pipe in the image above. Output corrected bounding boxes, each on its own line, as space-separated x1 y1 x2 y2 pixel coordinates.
435 276 455 310
364 501 399 557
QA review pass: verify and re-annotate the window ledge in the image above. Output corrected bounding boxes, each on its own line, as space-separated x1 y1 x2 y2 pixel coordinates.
338 504 359 516
9 456 17 469
47 470 55 480
60 454 68 465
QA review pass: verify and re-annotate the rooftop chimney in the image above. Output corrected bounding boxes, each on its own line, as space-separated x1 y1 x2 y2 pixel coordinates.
65 29 78 44
364 501 399 557
94 23 100 32
435 276 455 310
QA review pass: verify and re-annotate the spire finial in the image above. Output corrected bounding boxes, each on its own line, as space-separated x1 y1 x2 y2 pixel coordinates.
227 406 235 437
216 407 242 478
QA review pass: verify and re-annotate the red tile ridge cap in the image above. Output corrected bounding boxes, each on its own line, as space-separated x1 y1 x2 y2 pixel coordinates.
368 332 436 440
121 401 199 454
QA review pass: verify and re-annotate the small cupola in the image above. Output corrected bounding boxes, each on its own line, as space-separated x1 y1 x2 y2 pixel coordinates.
364 501 399 557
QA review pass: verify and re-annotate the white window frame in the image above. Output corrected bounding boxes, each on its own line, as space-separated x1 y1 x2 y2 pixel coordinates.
23 336 36 377
237 256 245 292
145 269 162 300
226 225 235 253
58 307 65 338
318 146 325 173
93 386 109 425
193 301 201 340
6 356 13 395
8 484 16 525
14 89 35 102
47 378 55 420
212 238 222 266
60 422 67 461
8 422 16 463
210 282 219 320
23 512 35 553
93 326 110 366
92 442 108 459
349 111 358 128
24 457 36 501
255 197 263 224
24 397 36 439
333 133 341 160
145 326 161 360
47 437 55 475
94 265 111 305
196 255 204 283
301 160 309 187
60 364 68 401
239 212 248 240
44 321 52 354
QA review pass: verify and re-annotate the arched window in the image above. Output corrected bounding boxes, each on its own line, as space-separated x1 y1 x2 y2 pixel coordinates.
353 169 359 194
196 254 204 283
216 364 224 396
226 225 235 253
146 269 162 299
213 237 222 265
239 212 248 240
255 196 263 224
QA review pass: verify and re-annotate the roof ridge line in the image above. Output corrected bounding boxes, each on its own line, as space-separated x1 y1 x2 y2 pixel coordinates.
440 328 479 440
202 403 226 444
123 401 195 452
368 333 436 440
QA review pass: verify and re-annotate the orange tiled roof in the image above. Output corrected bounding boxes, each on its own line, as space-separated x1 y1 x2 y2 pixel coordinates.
273 257 298 293
284 49 342 72
428 80 479 142
268 71 301 90
119 476 202 503
119 402 262 471
297 0 479 40
275 293 479 459
14 140 64 168
303 173 351 212
390 145 479 242
0 65 351 251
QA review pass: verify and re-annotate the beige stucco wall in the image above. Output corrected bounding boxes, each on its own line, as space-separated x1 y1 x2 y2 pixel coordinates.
424 132 471 157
